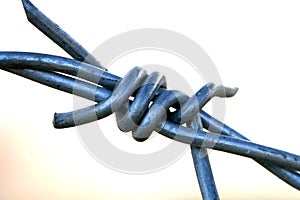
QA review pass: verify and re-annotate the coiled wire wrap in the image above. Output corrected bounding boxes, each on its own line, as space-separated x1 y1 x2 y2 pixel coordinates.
0 0 300 199
53 66 237 140
1 52 300 189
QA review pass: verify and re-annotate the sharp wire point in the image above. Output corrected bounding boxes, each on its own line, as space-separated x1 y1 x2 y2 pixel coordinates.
21 0 107 71
226 86 239 97
0 1 299 199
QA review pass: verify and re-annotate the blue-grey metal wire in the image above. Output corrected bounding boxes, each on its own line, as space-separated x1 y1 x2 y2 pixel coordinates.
20 0 106 71
0 1 299 199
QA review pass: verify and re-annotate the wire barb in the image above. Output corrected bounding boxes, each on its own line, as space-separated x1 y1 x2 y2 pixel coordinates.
21 0 106 70
0 1 299 199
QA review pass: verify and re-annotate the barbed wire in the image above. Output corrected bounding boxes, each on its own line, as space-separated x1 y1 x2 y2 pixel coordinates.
0 1 299 199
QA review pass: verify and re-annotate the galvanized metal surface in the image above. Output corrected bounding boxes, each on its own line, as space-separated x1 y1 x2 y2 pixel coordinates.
0 1 299 199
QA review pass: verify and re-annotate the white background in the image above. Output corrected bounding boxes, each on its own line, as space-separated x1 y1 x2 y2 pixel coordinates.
0 0 300 199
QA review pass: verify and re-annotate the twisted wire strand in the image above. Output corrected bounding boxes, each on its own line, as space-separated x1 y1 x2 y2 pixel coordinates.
0 1 299 199
1 52 300 175
0 53 221 200
20 0 300 191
